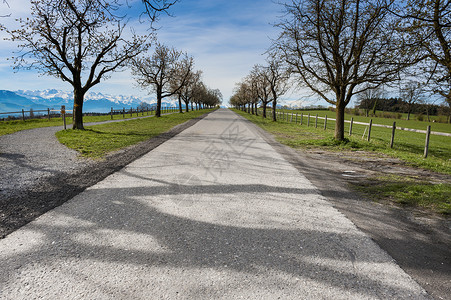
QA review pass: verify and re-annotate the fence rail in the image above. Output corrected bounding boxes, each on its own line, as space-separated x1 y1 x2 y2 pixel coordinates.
1 105 185 129
254 109 451 158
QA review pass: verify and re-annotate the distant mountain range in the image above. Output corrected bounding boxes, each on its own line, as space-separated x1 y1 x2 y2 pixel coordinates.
0 89 178 115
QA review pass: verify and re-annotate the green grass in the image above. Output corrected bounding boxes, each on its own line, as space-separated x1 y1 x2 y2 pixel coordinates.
268 109 451 133
56 109 213 158
355 176 451 215
238 109 451 174
0 110 161 137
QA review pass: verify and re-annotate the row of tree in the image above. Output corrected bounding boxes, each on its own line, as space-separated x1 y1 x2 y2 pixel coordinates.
231 0 451 140
131 43 222 119
230 55 291 121
1 0 221 129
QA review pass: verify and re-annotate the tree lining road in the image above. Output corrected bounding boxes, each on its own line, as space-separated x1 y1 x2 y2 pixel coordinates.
0 108 430 299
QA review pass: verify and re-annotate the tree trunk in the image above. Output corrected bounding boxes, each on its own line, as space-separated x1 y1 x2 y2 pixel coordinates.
185 100 189 112
255 103 258 116
335 102 346 140
272 99 277 121
155 90 162 117
72 88 85 130
178 95 183 113
263 103 267 118
251 103 254 114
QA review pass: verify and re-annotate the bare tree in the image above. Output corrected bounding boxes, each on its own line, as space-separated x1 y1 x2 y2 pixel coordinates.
1 0 10 17
2 0 151 129
170 56 195 113
230 81 252 112
356 84 384 117
132 43 193 117
264 55 291 122
249 64 273 118
180 70 202 112
394 0 451 121
400 81 424 121
274 0 412 140
141 0 179 22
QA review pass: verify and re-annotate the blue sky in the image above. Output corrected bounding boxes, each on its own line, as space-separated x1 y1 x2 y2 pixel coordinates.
1 0 317 106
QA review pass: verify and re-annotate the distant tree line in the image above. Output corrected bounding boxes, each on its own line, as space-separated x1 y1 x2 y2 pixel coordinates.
356 97 449 118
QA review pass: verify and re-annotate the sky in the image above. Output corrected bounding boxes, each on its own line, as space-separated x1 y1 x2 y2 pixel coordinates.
1 0 321 106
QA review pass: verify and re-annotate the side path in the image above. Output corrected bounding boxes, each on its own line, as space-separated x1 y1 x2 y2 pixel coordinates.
0 108 430 299
0 112 208 238
0 113 169 200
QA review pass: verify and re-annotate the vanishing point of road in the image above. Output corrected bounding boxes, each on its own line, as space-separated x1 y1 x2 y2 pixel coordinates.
0 109 430 299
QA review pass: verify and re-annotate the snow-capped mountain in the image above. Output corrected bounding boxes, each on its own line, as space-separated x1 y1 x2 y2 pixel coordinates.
14 89 154 107
0 89 183 115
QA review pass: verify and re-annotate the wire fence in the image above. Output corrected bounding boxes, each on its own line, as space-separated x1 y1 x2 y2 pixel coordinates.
255 109 451 159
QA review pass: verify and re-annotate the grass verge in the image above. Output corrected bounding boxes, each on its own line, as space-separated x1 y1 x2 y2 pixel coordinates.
0 111 159 137
354 176 451 215
233 109 451 215
56 109 213 159
235 109 451 174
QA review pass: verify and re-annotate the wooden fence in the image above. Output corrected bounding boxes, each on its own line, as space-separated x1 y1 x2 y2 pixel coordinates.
0 108 62 121
256 109 451 158
1 105 183 130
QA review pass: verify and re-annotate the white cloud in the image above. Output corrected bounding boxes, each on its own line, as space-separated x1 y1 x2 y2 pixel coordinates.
0 0 304 106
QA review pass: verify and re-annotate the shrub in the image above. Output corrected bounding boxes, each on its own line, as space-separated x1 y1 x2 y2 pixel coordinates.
417 114 424 121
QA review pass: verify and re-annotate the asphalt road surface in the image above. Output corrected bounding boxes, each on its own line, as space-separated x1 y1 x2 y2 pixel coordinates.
0 109 431 299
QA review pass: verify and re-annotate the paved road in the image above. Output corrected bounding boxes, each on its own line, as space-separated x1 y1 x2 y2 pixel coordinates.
0 109 430 299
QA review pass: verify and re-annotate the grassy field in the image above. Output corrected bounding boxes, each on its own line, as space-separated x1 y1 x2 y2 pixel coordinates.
269 109 451 133
248 109 451 173
234 108 451 215
56 109 213 159
0 110 160 137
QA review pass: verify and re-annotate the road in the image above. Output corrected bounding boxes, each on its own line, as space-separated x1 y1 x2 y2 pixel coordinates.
0 108 430 299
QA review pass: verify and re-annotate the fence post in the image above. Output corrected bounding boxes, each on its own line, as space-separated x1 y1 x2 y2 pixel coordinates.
349 117 353 136
315 114 318 128
307 113 310 127
300 113 303 125
130 108 133 117
22 109 25 121
324 115 327 130
111 107 113 120
61 105 66 130
424 125 431 158
367 119 373 142
47 108 50 121
390 121 396 148
123 108 125 118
